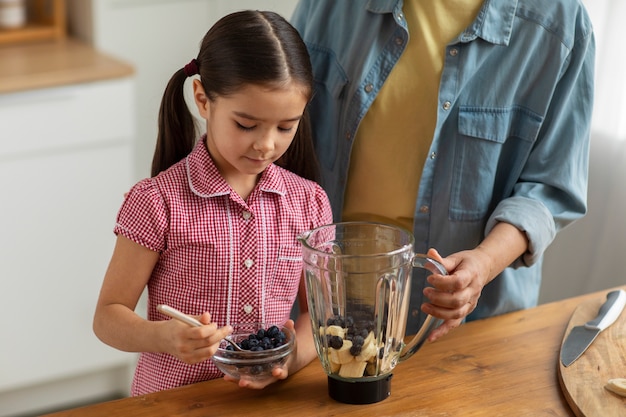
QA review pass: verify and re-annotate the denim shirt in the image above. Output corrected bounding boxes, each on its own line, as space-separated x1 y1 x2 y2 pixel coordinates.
292 0 595 329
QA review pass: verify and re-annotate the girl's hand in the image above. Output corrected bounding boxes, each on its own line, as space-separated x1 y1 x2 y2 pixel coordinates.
163 312 233 364
223 320 297 389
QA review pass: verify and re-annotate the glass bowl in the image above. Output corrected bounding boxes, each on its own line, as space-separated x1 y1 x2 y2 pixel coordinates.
212 322 295 382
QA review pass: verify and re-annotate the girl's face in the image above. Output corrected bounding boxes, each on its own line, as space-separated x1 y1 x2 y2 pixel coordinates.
194 80 308 197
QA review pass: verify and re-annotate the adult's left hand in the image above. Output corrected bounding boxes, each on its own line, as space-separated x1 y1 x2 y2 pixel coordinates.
421 247 491 341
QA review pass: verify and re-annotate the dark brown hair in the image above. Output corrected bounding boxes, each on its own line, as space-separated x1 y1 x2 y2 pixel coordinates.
151 10 319 182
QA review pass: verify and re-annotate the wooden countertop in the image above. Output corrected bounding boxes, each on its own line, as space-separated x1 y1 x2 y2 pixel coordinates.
0 38 133 94
43 286 626 417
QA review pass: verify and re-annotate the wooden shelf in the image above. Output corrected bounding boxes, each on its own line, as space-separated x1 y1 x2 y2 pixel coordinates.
0 38 135 93
0 0 66 45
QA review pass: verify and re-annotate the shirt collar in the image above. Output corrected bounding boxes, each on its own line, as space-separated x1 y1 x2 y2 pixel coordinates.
368 0 518 46
186 138 287 199
460 0 518 46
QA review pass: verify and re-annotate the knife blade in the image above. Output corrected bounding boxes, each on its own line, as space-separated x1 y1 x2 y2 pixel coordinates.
560 289 626 367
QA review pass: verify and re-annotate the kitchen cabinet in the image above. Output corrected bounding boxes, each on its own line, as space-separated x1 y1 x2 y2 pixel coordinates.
0 0 66 45
0 42 135 416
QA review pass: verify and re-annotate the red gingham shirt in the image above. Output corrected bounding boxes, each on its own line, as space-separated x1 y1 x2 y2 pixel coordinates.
114 140 333 395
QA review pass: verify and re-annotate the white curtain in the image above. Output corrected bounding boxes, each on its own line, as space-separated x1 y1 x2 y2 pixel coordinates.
540 0 626 302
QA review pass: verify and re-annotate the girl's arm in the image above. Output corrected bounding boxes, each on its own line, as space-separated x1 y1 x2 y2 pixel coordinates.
93 235 232 363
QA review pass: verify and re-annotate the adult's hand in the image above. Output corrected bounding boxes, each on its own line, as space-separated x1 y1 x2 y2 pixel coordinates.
421 248 491 341
421 222 529 341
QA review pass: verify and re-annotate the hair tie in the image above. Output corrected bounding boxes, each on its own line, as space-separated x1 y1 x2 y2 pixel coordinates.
183 59 199 77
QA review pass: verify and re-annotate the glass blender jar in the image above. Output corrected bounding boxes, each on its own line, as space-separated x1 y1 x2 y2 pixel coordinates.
299 222 446 404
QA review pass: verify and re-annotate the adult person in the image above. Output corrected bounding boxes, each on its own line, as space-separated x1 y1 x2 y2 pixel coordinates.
291 0 595 340
93 10 332 395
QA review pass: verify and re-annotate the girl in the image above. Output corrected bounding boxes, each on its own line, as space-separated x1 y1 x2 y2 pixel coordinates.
93 10 332 395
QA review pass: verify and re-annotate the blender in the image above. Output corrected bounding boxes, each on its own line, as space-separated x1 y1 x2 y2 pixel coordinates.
299 222 447 404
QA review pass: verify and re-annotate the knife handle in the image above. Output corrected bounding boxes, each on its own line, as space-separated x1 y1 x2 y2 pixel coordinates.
585 289 626 331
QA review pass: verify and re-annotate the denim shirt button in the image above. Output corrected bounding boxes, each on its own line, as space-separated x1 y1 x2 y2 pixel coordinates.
395 37 404 46
364 83 374 93
430 152 437 159
449 48 458 57
442 101 452 110
419 205 430 214
345 131 352 141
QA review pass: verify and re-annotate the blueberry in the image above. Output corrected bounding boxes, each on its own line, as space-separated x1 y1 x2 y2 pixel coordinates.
326 315 345 327
351 335 364 347
260 337 272 349
267 325 280 338
328 335 343 349
233 326 288 351
349 344 362 356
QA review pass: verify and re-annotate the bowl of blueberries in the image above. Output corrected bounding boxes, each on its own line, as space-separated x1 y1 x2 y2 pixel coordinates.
212 322 295 382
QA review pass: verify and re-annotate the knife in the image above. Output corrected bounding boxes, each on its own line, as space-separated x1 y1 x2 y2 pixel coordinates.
560 289 626 367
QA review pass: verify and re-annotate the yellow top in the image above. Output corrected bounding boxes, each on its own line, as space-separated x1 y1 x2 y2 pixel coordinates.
342 0 483 231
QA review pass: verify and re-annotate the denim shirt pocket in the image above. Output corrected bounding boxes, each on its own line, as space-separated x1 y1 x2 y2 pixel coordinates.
268 245 304 302
449 106 543 222
306 44 349 171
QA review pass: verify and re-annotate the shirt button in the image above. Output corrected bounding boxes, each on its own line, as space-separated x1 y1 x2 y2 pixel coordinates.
396 12 404 22
345 132 352 141
430 152 437 159
419 205 430 214
395 37 404 46
243 305 253 314
364 83 374 93
411 309 420 318
449 48 458 56
442 101 452 110
242 211 251 220
244 259 254 268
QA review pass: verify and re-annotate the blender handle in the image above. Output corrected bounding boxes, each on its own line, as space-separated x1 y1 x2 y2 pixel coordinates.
412 253 447 275
398 254 447 362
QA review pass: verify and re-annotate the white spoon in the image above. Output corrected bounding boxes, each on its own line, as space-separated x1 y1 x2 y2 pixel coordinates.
156 304 244 351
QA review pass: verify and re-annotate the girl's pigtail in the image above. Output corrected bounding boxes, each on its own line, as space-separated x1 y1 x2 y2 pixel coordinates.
151 69 197 177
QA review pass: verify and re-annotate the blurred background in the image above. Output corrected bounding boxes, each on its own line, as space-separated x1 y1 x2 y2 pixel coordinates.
0 0 623 415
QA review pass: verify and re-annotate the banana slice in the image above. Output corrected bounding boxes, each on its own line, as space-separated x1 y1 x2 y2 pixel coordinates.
355 337 378 362
325 325 346 338
328 356 341 373
365 361 378 376
363 330 375 346
339 359 367 378
329 339 353 365
605 378 626 397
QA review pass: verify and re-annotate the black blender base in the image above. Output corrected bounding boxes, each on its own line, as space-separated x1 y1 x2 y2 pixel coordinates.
328 374 393 404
